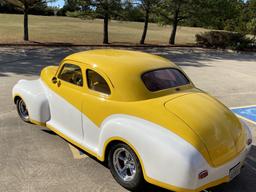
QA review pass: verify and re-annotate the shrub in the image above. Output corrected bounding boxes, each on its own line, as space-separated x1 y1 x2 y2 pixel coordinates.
195 31 255 51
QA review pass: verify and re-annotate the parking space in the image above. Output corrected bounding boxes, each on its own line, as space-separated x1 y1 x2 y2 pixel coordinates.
0 46 255 192
231 105 256 125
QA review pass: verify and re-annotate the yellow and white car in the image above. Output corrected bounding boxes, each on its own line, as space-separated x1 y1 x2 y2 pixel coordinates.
13 49 252 192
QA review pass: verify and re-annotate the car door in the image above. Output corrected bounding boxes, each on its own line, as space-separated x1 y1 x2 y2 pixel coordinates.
81 68 112 150
48 62 84 143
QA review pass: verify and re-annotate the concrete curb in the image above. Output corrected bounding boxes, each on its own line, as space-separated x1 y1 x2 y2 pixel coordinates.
0 42 197 48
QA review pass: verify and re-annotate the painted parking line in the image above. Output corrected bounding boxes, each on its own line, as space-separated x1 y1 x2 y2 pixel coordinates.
231 105 256 125
68 144 88 159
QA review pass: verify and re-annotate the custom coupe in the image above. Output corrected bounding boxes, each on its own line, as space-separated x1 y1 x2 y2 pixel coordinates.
12 49 252 192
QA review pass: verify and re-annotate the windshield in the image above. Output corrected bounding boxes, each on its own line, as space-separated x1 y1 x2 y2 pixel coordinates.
142 68 190 92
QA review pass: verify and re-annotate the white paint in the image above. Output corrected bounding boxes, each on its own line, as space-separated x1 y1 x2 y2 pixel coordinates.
12 79 50 123
46 83 84 142
98 114 251 190
12 78 252 191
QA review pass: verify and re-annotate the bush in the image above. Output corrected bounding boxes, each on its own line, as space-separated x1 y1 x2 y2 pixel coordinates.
66 11 82 17
65 11 95 19
195 31 255 50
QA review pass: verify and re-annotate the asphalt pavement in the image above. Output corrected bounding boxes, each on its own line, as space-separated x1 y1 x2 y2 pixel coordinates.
0 46 255 192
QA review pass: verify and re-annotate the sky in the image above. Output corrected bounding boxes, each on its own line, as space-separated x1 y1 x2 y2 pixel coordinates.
48 0 65 8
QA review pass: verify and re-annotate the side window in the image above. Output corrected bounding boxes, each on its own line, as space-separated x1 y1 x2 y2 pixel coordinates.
86 69 111 95
58 63 83 87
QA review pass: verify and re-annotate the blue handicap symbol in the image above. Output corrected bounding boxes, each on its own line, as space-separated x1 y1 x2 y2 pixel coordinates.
231 106 256 123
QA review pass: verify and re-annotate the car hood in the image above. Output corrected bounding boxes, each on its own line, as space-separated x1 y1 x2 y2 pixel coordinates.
164 92 246 166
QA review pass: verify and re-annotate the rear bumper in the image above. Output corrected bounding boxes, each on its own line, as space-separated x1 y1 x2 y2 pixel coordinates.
193 144 251 191
147 144 251 192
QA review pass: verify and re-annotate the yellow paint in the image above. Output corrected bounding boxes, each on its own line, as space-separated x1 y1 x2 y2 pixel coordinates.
102 137 229 192
147 176 229 192
46 123 101 159
30 119 46 126
165 93 246 167
37 49 245 190
68 144 88 159
31 124 229 192
39 49 246 168
65 49 195 101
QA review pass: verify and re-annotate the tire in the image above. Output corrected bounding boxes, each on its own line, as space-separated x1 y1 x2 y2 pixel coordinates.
16 98 30 123
108 143 144 191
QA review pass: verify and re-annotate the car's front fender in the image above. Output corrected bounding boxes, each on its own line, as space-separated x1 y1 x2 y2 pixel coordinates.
12 79 50 124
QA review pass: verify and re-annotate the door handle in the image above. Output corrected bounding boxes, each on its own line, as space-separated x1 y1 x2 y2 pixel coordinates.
57 80 61 87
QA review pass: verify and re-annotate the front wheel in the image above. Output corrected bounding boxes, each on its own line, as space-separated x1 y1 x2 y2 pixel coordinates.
108 143 144 191
16 98 30 123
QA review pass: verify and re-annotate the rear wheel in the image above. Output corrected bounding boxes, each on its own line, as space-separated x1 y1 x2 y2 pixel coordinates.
16 98 30 123
108 143 144 191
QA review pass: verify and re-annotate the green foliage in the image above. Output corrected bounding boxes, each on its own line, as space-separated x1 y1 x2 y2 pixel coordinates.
3 0 56 15
156 0 191 25
187 0 242 30
64 0 80 12
121 1 144 22
247 18 256 38
95 0 123 19
66 10 83 17
196 31 255 50
66 10 95 18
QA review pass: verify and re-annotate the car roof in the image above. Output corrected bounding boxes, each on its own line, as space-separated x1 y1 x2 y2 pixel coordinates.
65 49 176 72
64 49 184 101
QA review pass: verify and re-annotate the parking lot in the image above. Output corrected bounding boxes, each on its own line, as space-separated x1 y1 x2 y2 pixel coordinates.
0 46 255 192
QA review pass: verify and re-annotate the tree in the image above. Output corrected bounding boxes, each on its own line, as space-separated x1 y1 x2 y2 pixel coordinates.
122 0 144 22
245 0 256 37
139 0 158 44
80 0 122 44
0 0 21 13
157 0 191 44
247 19 256 38
5 0 54 41
189 0 243 31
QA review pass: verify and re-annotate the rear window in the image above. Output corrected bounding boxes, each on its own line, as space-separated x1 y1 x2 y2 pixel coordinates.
142 68 190 92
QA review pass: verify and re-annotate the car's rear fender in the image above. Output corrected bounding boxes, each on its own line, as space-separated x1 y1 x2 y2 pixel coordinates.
97 114 250 191
12 79 50 124
98 114 207 190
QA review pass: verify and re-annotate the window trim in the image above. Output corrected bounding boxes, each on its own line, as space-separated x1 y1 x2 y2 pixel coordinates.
86 69 111 95
141 67 191 92
57 63 84 87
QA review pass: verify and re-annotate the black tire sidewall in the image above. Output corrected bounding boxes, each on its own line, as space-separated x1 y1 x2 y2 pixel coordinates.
16 99 30 123
108 143 144 191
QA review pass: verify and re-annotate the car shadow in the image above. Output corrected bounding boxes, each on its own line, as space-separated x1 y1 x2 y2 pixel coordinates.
41 126 256 192
42 129 57 135
208 145 256 192
0 47 88 77
1 47 255 77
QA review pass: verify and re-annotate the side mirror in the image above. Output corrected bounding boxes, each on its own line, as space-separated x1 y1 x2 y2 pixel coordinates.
52 77 57 84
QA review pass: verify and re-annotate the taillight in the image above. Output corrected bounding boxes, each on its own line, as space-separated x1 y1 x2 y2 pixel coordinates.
198 170 208 179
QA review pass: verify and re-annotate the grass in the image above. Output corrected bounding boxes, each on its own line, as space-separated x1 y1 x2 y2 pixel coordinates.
0 13 209 45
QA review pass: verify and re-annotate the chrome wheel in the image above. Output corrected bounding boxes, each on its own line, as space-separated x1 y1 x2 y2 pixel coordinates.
108 143 144 190
113 147 137 182
17 99 29 121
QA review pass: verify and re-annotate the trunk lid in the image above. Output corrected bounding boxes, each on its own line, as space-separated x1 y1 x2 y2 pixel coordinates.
164 92 246 166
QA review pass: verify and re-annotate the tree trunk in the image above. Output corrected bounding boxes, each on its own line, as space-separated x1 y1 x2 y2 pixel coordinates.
103 12 109 44
23 5 29 41
140 9 149 44
169 10 179 45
